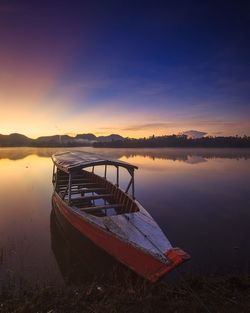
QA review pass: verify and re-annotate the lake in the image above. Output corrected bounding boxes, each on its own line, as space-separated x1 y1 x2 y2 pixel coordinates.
0 147 250 291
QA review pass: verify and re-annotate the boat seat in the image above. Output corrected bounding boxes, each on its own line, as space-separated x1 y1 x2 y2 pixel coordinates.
70 187 106 194
57 178 89 183
80 204 123 212
58 182 97 189
71 175 88 178
71 194 113 201
72 182 97 186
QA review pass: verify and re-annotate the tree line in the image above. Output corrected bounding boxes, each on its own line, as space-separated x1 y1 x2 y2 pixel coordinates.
93 135 250 148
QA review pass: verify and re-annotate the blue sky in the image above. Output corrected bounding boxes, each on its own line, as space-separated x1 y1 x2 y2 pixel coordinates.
0 0 249 137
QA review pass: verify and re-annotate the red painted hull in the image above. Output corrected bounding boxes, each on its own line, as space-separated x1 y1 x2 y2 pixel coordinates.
52 193 189 282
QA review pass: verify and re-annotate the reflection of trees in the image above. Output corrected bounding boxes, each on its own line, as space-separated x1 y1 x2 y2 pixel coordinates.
106 148 250 164
1 147 250 164
0 147 90 160
0 148 53 160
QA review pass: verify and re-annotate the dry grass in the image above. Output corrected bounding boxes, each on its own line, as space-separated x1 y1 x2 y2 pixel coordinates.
0 272 250 313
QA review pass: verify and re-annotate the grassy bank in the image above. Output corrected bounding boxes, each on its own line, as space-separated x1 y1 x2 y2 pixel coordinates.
0 273 250 313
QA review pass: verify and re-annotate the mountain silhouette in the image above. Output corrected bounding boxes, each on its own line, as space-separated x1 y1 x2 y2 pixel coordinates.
1 132 250 148
0 132 124 147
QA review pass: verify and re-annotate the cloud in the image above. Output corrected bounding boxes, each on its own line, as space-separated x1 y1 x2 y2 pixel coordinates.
182 130 207 139
122 122 176 131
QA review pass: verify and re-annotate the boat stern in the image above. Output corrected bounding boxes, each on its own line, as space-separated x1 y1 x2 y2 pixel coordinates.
148 247 191 283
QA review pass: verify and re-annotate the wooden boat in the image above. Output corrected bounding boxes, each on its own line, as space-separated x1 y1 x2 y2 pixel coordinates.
52 151 190 282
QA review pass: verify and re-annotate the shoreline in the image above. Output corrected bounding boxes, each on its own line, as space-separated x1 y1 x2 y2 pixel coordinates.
1 145 250 148
1 273 249 313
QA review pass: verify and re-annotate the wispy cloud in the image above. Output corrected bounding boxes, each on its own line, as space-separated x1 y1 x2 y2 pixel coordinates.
122 122 176 131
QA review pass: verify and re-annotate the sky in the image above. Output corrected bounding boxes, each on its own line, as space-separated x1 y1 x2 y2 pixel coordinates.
0 0 249 138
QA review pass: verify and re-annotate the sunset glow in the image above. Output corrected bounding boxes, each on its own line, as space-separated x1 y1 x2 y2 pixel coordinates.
0 1 249 138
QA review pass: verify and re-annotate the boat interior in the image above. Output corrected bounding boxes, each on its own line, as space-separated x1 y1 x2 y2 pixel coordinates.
54 167 139 217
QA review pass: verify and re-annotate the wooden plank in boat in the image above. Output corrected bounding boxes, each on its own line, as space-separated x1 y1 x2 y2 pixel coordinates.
57 178 90 183
70 187 106 194
80 204 122 212
71 194 113 201
73 182 97 185
59 182 97 188
71 175 87 178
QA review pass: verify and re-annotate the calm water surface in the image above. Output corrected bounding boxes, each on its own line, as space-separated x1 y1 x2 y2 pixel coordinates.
0 147 250 291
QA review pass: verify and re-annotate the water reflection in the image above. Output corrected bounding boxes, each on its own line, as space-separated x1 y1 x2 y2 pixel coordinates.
50 201 126 285
1 147 250 163
0 147 250 292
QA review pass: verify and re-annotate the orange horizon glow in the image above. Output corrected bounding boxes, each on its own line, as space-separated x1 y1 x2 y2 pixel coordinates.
1 50 250 138
1 72 250 138
1 123 250 140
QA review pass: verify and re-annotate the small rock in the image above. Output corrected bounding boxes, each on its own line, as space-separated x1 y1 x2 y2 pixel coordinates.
97 286 103 292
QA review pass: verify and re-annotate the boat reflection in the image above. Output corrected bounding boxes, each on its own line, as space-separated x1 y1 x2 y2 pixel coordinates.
50 200 132 285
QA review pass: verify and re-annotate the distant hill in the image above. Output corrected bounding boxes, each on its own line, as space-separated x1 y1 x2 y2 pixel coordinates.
1 132 250 148
97 134 124 142
0 133 34 146
37 135 72 142
36 135 79 146
75 133 97 141
0 132 125 147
